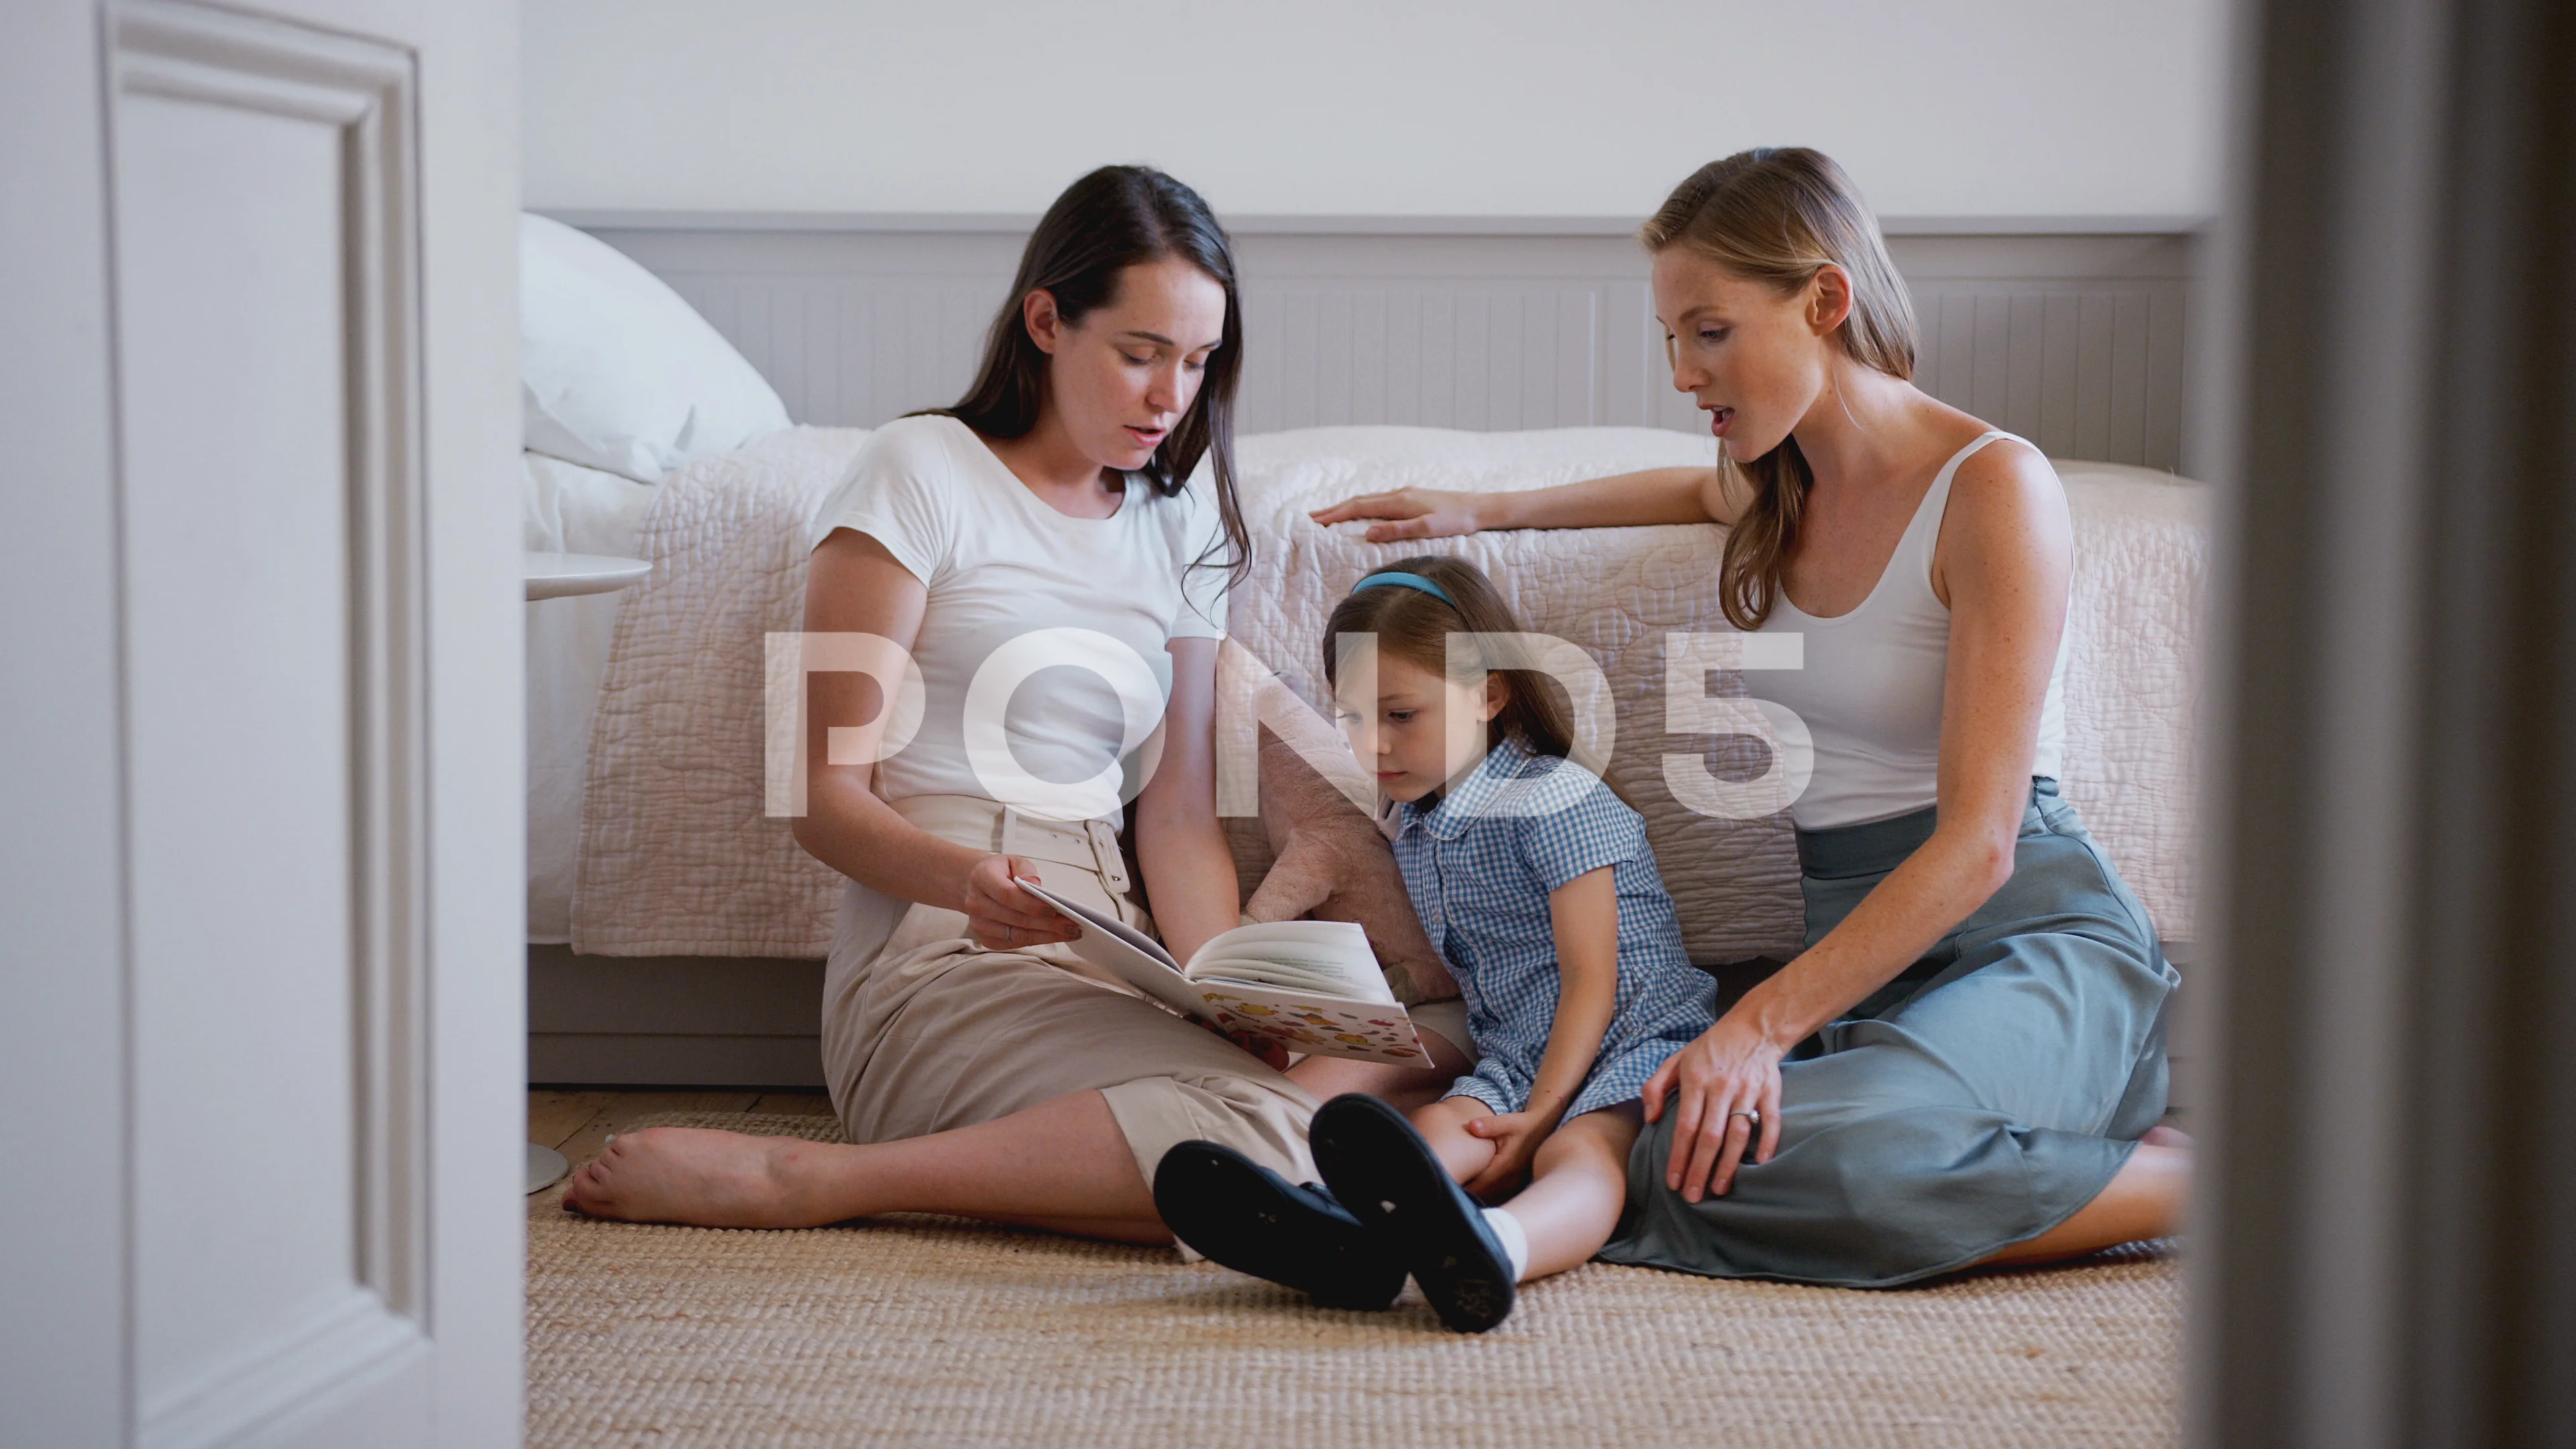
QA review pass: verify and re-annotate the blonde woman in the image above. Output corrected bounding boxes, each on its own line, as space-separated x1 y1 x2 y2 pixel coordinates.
1311 148 2188 1286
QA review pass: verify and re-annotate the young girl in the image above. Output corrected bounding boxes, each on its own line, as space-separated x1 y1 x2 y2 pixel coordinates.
1153 555 1716 1332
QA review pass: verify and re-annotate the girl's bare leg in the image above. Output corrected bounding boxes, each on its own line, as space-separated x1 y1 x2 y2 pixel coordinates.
562 1087 1171 1244
1288 1027 1476 1116
1408 1095 1502 1180
1499 1106 1640 1280
1972 1130 2190 1267
1399 1097 1638 1281
1288 1057 1452 1116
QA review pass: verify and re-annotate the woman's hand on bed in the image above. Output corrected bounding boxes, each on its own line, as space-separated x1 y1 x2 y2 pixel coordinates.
1307 487 1489 543
963 853 1081 951
1642 1013 1784 1202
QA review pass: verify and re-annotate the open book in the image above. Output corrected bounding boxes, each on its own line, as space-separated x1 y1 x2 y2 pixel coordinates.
1018 881 1433 1066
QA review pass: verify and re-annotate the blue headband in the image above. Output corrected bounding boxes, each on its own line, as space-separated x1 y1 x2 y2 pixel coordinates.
1349 570 1455 606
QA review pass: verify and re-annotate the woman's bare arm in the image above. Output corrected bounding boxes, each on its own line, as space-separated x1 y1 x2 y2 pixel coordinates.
1130 635 1242 965
1519 867 1622 1127
1307 465 1738 543
790 528 1073 947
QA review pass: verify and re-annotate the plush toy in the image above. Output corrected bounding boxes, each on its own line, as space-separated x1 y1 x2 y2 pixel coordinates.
1238 674 1459 1008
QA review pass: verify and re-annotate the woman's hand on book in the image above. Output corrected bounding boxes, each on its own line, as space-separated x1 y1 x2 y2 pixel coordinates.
963 854 1080 952
1461 1110 1556 1201
1307 486 1489 543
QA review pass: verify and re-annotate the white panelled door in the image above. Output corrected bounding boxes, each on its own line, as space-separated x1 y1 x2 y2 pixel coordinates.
1 1 523 1446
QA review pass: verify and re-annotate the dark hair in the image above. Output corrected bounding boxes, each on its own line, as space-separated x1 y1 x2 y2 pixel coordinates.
1320 555 1578 761
925 164 1250 593
1640 148 1918 630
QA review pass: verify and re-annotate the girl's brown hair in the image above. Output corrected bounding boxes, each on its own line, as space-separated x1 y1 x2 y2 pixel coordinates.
1320 555 1576 761
1642 147 1919 629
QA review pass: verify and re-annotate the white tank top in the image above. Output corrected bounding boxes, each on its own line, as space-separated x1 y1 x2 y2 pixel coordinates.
1753 431 2068 830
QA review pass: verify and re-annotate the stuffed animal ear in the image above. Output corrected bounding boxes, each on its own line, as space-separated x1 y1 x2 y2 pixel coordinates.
1242 838 1334 924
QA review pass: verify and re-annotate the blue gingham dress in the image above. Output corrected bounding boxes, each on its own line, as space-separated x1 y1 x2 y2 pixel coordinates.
1389 735 1716 1120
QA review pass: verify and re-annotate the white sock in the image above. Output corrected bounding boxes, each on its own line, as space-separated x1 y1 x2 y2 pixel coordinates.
1481 1207 1531 1281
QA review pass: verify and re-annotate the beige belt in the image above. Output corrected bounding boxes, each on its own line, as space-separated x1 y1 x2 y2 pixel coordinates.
887 794 1131 894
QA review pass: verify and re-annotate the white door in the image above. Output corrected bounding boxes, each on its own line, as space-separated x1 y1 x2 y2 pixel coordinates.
1 1 523 1445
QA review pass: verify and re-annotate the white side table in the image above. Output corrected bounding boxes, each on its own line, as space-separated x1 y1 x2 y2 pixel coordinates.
525 550 651 601
522 549 652 1193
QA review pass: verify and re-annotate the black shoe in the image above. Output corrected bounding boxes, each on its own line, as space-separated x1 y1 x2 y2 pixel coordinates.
1152 1140 1406 1311
1310 1093 1518 1333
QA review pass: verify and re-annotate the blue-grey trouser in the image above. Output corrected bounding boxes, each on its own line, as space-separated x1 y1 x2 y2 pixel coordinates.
1599 780 2178 1287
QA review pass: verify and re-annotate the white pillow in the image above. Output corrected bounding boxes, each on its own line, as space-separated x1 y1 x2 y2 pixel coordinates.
518 213 790 484
521 451 655 555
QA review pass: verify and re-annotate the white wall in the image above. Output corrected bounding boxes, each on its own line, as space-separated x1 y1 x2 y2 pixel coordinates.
522 0 2229 222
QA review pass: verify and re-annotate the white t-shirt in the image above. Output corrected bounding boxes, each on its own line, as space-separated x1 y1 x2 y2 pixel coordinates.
806 413 1230 822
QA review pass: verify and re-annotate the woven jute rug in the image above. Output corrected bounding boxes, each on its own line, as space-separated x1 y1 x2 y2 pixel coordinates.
528 1112 2180 1449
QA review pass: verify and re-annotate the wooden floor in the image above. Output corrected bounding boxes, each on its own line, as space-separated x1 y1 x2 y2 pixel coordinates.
527 1088 833 1214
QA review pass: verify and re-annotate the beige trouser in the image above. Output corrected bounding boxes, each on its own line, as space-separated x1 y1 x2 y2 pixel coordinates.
820 794 1323 1223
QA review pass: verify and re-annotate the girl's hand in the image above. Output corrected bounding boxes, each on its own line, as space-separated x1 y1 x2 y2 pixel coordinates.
964 854 1081 951
1642 1013 1786 1201
1307 487 1487 543
1461 1110 1556 1201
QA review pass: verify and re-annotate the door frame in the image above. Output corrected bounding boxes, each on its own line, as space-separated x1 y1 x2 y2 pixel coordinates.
0 1 525 1443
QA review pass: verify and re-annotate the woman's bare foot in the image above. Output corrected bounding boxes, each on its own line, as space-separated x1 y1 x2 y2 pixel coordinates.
561 1128 850 1227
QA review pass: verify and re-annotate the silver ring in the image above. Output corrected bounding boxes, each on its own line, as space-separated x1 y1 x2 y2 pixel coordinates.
1728 1110 1760 1122
1004 924 1014 943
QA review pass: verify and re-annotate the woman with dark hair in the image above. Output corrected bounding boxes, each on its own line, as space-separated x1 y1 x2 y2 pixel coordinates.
1311 148 2188 1288
564 166 1456 1238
